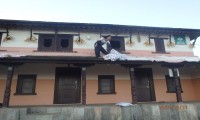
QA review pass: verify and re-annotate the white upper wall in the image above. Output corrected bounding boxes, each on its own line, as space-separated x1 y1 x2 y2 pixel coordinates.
0 29 193 52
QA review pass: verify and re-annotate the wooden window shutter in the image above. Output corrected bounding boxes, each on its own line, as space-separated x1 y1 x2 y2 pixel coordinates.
15 75 37 95
0 33 2 46
98 75 116 94
165 75 183 93
56 35 73 52
154 38 165 53
38 34 55 51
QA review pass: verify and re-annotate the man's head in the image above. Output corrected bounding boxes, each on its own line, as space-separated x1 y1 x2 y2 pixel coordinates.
103 35 111 41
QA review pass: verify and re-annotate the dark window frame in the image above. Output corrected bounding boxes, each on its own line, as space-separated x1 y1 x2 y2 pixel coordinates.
165 75 183 93
154 38 166 53
107 36 125 52
97 75 116 94
0 33 2 46
15 74 37 95
56 34 73 52
38 34 55 51
38 34 73 52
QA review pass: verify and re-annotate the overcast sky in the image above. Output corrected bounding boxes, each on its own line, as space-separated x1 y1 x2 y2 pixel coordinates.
0 0 200 56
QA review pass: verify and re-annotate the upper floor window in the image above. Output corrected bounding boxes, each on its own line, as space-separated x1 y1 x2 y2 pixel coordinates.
15 74 37 95
98 75 116 94
0 33 2 46
43 39 52 47
107 36 125 52
38 34 73 52
174 35 187 45
56 35 73 52
154 38 166 53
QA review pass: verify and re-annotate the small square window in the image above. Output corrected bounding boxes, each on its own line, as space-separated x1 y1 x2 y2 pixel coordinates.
110 41 121 49
15 75 37 95
165 75 183 93
98 75 116 94
107 36 125 52
174 35 187 45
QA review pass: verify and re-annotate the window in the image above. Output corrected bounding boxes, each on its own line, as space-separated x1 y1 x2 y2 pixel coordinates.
38 34 73 52
154 38 166 53
38 34 55 51
107 36 125 52
61 39 69 48
165 75 183 93
56 35 73 52
43 39 52 47
111 41 121 49
15 75 37 95
98 75 116 94
0 33 2 46
174 35 187 45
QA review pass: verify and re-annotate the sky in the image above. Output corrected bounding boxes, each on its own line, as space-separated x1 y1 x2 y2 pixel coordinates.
0 0 200 56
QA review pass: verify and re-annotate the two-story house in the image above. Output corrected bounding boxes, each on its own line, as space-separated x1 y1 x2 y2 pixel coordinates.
0 19 200 107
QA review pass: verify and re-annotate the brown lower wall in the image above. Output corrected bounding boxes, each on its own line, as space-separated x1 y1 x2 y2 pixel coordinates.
0 80 6 103
0 78 200 105
86 80 132 104
154 79 197 102
192 78 200 100
0 79 55 105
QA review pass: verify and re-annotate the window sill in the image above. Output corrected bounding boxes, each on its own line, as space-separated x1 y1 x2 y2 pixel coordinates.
33 50 77 53
121 51 130 54
14 93 37 95
166 91 183 93
97 92 116 95
152 52 170 54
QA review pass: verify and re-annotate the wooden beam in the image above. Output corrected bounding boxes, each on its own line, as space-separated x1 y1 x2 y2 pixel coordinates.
192 38 197 46
121 64 142 68
0 32 7 33
73 63 95 67
129 68 137 103
33 33 79 36
2 66 14 107
81 67 86 105
161 63 184 68
149 37 169 39
173 68 182 102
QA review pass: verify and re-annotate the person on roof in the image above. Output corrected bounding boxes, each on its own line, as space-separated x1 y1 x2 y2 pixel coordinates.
94 35 112 58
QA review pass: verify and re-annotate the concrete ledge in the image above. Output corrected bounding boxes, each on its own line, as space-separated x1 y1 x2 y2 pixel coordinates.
0 102 200 120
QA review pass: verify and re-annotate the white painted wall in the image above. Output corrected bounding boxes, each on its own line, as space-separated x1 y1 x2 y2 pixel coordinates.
0 29 193 53
165 35 192 52
1 29 38 48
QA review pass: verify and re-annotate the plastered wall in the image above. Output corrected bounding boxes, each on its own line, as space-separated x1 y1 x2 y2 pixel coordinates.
0 63 200 105
0 29 194 55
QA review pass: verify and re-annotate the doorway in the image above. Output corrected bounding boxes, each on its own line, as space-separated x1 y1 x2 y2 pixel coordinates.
54 67 81 104
134 68 156 102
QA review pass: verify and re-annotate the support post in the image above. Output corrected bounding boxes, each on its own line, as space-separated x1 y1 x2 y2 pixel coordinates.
2 66 14 107
81 67 86 105
129 68 137 103
173 68 182 102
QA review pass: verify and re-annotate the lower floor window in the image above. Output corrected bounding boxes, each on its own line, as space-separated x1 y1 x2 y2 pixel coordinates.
98 75 116 94
15 74 37 95
165 75 183 93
